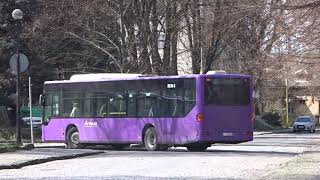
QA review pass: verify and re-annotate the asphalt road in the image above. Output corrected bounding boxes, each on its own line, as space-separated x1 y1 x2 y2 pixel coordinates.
1 132 320 180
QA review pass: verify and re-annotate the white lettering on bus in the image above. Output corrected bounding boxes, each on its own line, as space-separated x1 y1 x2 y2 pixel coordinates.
167 83 176 89
84 120 97 127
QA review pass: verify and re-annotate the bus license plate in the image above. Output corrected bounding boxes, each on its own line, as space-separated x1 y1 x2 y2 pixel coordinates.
223 132 234 137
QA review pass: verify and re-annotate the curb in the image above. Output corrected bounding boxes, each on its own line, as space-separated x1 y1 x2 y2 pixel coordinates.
254 129 292 136
0 151 104 170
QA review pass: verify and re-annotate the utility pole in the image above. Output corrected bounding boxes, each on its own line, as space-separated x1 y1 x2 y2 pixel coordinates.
285 78 289 128
29 77 34 144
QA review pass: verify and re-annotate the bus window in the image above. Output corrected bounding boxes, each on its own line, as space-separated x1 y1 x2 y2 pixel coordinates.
162 80 185 117
62 92 81 117
96 98 107 117
127 91 137 117
184 79 196 114
205 78 250 105
137 92 161 117
82 93 96 117
107 93 127 117
69 102 80 117
52 94 60 117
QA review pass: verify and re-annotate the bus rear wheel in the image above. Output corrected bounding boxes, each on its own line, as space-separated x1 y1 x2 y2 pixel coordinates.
144 127 160 151
186 144 209 152
66 127 84 149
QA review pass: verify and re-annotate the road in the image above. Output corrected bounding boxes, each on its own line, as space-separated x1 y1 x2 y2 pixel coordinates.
1 132 320 179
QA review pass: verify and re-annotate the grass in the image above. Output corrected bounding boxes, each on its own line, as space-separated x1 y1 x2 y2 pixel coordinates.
0 128 15 141
0 127 42 142
0 143 20 153
0 127 39 153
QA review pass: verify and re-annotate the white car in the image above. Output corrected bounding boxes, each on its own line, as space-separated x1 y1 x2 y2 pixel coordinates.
293 116 316 133
21 117 42 128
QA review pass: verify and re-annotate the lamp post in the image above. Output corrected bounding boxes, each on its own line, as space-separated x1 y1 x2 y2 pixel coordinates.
12 9 23 145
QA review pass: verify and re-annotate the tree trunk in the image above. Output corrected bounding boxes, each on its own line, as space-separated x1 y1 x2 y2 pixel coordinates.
0 106 10 127
162 1 173 75
149 0 163 75
191 0 201 74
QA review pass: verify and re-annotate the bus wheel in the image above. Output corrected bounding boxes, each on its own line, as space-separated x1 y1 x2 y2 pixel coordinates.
66 127 84 149
144 127 159 151
186 144 208 152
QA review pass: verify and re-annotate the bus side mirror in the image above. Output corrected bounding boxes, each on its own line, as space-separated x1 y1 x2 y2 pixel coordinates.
39 94 45 106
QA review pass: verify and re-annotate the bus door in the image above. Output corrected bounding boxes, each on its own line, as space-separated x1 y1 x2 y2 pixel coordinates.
42 93 63 142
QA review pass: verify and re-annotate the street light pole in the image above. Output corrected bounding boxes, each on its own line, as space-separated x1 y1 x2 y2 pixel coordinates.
16 45 21 145
12 9 24 145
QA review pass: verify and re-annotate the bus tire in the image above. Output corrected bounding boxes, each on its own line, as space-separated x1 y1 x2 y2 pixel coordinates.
144 127 159 151
66 126 84 149
186 144 208 152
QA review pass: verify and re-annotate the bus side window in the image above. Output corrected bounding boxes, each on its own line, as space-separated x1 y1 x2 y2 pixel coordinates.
107 93 127 117
69 102 79 117
184 79 196 114
127 92 137 117
161 80 185 117
97 99 107 117
62 92 81 118
52 94 60 117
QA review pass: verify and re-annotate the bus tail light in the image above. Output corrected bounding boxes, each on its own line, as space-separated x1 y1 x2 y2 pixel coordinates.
196 113 204 122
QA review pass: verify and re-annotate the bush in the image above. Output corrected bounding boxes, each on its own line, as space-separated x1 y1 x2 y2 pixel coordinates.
262 111 282 127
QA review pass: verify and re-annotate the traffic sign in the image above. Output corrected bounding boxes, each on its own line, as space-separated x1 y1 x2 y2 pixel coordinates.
9 53 29 74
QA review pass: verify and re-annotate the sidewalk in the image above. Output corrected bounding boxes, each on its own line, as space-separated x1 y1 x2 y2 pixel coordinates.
0 145 103 170
264 146 320 180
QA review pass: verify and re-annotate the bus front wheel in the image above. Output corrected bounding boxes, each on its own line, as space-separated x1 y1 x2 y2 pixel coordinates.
66 127 84 149
186 144 209 152
144 127 160 151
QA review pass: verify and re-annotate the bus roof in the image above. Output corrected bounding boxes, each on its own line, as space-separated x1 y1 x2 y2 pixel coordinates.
44 73 250 84
70 73 143 81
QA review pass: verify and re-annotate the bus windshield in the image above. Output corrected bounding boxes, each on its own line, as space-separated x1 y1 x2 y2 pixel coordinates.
204 78 250 106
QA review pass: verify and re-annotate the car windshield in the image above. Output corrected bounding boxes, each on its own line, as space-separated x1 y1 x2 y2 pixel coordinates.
296 117 312 122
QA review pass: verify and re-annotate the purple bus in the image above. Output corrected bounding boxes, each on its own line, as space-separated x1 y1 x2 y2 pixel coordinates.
41 72 253 151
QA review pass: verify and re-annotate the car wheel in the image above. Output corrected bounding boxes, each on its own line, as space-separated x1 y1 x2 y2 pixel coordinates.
66 127 84 149
144 127 159 151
